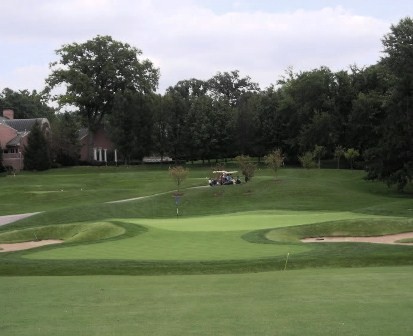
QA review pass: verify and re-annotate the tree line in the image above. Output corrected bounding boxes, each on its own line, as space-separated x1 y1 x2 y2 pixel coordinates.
0 17 412 190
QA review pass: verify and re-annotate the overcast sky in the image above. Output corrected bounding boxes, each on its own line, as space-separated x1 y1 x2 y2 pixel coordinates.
0 0 412 94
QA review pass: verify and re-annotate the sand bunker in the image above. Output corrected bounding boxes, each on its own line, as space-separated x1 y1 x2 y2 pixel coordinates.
0 240 63 252
301 232 413 245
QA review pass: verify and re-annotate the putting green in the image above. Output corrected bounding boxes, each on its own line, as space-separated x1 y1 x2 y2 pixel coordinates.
127 210 385 232
24 210 384 261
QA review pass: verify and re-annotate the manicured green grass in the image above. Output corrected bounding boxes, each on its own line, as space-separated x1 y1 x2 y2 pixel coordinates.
2 266 413 336
1 166 413 335
23 211 384 261
0 166 412 275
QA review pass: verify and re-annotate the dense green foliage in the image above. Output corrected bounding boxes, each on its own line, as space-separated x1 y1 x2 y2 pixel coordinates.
1 18 412 188
50 112 80 166
23 121 51 171
0 88 55 120
45 35 159 161
364 17 413 189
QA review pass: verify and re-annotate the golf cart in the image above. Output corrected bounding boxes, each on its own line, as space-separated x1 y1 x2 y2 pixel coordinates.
209 170 241 186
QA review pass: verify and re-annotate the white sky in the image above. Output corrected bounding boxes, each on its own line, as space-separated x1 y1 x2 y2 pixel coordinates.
0 0 412 94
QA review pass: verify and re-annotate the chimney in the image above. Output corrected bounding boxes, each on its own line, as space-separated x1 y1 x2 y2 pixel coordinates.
3 108 14 120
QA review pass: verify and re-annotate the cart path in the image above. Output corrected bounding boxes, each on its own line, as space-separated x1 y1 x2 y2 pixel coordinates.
106 185 209 204
0 213 41 227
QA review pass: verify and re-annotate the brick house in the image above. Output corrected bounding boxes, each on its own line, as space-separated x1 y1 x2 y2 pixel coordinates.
0 108 51 171
79 127 118 163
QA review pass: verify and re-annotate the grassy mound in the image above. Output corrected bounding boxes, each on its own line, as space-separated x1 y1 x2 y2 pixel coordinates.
263 217 413 243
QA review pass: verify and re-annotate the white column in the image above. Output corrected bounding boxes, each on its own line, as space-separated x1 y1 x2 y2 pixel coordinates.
114 149 118 163
98 148 102 162
93 148 97 161
104 149 107 162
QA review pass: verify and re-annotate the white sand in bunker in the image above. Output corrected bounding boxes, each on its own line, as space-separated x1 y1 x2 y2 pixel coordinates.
301 232 413 245
0 240 63 252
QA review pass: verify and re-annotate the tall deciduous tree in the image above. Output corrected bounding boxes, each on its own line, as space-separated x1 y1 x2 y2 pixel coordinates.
45 35 159 160
109 92 154 164
365 17 413 189
151 94 171 162
207 70 259 107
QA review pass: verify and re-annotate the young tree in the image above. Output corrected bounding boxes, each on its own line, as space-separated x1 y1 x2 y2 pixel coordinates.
169 166 189 193
298 151 316 169
45 35 159 161
235 155 257 182
24 122 51 171
264 149 285 179
334 145 346 169
312 145 326 169
344 148 360 170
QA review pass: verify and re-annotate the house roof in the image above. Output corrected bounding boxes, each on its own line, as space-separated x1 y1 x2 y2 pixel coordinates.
4 118 49 132
7 132 29 147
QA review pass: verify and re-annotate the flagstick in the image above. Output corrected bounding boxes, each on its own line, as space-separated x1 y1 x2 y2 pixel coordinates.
283 253 290 271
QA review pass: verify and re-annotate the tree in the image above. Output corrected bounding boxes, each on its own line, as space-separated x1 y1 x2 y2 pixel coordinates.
207 70 259 107
151 94 171 162
276 66 336 159
365 17 413 190
312 145 326 169
264 149 285 179
169 166 189 193
298 151 316 169
235 92 262 157
235 155 257 182
45 35 159 161
0 88 55 120
108 92 154 164
24 121 51 171
334 145 346 169
298 112 336 154
344 148 360 170
182 95 214 163
163 81 193 160
256 87 284 155
50 112 81 166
